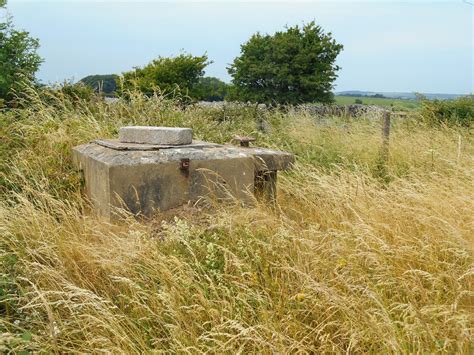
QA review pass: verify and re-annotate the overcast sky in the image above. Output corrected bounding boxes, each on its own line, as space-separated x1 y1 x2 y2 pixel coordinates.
5 0 474 94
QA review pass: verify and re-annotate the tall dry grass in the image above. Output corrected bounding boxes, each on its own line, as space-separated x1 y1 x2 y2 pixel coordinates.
1 90 473 353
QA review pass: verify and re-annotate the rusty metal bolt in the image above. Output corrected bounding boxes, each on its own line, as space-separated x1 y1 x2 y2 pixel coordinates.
179 158 190 176
233 135 256 148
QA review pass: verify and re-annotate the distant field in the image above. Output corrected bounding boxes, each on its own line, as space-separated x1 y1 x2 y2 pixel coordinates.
335 95 420 110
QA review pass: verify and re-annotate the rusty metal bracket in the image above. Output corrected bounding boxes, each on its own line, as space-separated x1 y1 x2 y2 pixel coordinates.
179 158 190 177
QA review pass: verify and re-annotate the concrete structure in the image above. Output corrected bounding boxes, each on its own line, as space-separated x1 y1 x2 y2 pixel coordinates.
72 127 293 220
119 126 193 145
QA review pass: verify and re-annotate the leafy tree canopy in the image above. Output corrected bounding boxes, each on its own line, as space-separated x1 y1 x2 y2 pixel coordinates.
118 53 210 99
80 74 118 95
194 76 228 102
228 21 343 105
0 0 42 103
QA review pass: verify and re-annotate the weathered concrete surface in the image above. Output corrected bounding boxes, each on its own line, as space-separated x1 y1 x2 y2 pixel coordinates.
72 140 293 220
119 126 193 145
72 147 111 217
243 147 294 172
94 139 220 151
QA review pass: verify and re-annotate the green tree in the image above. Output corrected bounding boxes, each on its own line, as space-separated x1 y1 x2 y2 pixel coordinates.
194 76 228 101
228 21 343 105
0 0 42 103
118 53 210 99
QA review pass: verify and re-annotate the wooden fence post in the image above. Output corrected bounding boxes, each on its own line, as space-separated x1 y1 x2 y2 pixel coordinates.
381 110 391 162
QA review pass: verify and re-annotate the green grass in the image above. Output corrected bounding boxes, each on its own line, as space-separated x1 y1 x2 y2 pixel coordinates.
0 89 472 353
335 95 420 110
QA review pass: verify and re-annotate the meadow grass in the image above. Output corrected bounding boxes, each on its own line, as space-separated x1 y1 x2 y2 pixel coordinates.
1 90 473 353
335 95 420 110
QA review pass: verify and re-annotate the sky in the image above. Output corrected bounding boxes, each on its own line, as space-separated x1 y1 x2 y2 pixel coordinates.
4 0 474 94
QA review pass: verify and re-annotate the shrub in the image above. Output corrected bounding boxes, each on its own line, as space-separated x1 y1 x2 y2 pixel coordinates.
420 95 474 126
117 53 210 101
228 21 343 105
0 0 43 105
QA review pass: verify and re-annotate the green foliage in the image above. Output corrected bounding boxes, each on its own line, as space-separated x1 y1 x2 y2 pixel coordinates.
79 74 118 95
354 98 363 104
228 21 343 105
0 1 42 104
194 76 228 101
118 53 210 100
420 95 474 126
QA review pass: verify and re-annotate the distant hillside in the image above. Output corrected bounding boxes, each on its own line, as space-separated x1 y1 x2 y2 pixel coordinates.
79 74 118 95
336 91 466 100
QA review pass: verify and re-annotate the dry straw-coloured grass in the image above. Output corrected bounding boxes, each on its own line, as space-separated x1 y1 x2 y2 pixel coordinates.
1 91 473 353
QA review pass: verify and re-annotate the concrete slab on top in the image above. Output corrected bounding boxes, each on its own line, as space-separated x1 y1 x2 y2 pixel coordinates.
94 139 221 151
119 126 193 145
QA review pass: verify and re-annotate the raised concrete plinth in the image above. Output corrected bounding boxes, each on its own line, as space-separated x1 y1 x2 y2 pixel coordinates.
72 137 294 220
119 126 193 145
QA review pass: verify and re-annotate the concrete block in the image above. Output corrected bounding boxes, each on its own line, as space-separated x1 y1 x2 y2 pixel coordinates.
119 126 193 145
72 135 294 220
